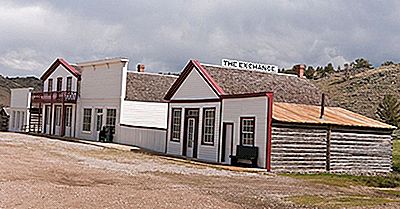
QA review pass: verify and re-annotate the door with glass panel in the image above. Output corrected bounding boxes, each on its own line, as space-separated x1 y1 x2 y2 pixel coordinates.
64 106 73 137
53 105 62 136
183 109 199 158
95 109 103 141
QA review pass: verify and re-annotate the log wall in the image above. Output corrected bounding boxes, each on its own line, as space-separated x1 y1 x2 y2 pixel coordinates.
330 131 392 174
271 125 393 174
271 127 328 173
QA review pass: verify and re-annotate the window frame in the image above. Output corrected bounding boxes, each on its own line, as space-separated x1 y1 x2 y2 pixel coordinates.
66 77 72 92
240 117 256 147
201 107 216 146
56 77 63 92
106 109 117 134
82 108 92 132
48 79 53 92
170 108 182 142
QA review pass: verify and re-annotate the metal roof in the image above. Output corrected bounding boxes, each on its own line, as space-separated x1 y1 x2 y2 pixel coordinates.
273 102 396 130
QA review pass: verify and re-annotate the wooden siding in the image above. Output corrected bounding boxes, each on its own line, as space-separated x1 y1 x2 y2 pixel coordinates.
271 127 327 172
271 125 393 174
43 65 78 92
121 101 168 129
222 96 268 168
330 131 392 174
80 62 125 100
167 102 221 162
117 125 166 153
171 68 219 100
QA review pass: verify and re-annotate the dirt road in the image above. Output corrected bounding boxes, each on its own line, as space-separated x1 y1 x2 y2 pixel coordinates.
0 132 398 208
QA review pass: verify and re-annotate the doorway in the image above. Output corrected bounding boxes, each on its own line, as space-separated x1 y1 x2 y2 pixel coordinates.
53 105 62 136
95 108 103 141
222 122 234 163
183 108 199 158
44 105 51 134
64 106 73 137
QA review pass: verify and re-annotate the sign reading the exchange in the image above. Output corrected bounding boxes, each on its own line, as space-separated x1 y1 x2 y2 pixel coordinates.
221 59 278 73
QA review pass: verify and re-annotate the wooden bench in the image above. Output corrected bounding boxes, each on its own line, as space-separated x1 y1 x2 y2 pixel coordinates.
230 145 259 167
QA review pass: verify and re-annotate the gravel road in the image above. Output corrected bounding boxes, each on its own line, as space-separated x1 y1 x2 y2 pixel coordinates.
0 132 388 208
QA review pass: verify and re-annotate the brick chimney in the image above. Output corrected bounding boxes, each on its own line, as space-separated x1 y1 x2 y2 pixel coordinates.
137 64 145 72
293 64 305 78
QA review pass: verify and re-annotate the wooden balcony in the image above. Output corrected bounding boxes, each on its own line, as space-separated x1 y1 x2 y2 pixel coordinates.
32 91 78 104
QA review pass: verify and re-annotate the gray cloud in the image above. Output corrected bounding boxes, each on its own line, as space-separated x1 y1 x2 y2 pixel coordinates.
0 0 399 76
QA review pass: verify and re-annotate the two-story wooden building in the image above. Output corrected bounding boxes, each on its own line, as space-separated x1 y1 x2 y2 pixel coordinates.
26 57 176 145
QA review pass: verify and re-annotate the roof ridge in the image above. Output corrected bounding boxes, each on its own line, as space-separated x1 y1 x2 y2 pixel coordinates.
127 71 178 78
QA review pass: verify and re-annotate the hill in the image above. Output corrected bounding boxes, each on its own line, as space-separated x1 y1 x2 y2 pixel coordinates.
313 64 400 121
0 75 42 107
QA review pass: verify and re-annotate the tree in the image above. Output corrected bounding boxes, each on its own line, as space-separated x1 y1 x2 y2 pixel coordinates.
376 94 400 127
381 60 394 66
304 66 316 79
351 58 373 69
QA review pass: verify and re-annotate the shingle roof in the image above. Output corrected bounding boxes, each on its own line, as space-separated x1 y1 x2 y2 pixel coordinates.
273 102 396 130
201 64 325 105
125 72 177 102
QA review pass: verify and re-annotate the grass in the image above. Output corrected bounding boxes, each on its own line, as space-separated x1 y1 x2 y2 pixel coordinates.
284 140 400 189
288 195 399 208
285 173 400 188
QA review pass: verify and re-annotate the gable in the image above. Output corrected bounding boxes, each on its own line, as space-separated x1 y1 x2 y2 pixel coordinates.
171 67 219 100
40 58 80 81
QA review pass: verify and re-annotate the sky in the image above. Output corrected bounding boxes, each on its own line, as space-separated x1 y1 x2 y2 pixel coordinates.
0 0 399 77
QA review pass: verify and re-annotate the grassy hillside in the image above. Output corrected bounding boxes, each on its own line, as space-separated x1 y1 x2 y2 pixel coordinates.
313 64 400 121
0 75 41 107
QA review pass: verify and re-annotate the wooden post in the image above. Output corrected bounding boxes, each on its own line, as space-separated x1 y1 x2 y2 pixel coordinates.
326 126 332 172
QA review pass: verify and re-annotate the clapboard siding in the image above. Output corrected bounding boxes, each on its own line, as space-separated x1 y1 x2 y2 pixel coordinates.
330 131 392 173
117 125 166 153
271 127 327 172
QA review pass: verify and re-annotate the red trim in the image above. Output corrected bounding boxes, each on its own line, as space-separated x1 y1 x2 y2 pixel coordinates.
222 92 273 99
40 58 81 81
164 60 225 100
192 60 225 95
169 98 221 103
266 92 273 171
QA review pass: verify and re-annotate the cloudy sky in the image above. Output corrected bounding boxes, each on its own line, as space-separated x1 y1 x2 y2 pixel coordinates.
0 0 399 76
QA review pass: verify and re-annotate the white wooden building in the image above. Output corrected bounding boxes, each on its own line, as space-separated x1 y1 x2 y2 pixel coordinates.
12 57 176 147
163 60 396 173
7 88 33 132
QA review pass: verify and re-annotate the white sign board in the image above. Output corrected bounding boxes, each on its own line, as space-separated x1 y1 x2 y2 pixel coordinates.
221 59 278 73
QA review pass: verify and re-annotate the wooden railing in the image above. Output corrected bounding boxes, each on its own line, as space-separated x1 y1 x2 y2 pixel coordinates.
32 91 78 103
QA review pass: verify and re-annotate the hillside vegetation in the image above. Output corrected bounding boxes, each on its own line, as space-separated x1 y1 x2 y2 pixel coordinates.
313 64 400 121
0 75 41 107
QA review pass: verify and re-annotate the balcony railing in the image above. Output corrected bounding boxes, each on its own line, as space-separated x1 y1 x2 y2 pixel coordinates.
32 91 78 103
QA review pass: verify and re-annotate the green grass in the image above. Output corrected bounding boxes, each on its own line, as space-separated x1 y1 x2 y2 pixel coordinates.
285 173 400 188
288 195 399 208
284 140 400 189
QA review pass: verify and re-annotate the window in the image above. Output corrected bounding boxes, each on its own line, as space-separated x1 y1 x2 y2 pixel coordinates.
96 109 103 131
82 108 92 132
171 108 182 141
240 117 255 146
106 109 116 133
202 108 215 145
56 77 63 92
48 79 53 92
66 77 72 92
